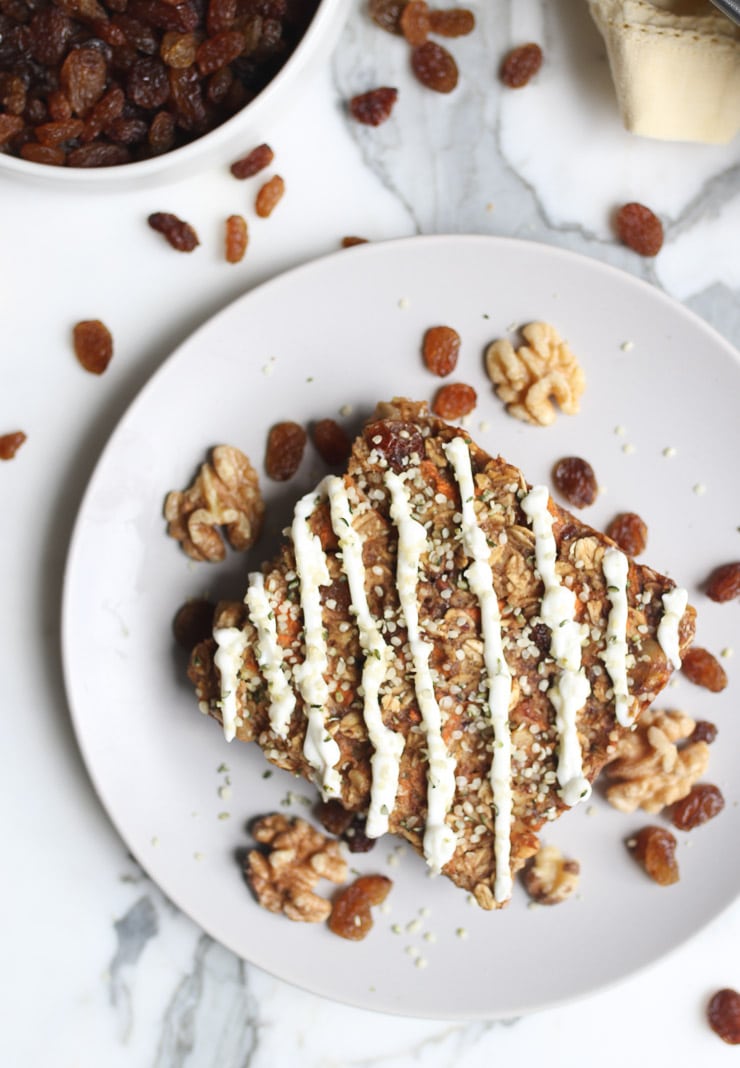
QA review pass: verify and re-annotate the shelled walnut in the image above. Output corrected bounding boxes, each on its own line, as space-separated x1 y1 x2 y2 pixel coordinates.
523 845 580 905
485 321 585 426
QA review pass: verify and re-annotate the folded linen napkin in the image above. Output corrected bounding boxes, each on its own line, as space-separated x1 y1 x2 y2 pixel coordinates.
589 0 740 143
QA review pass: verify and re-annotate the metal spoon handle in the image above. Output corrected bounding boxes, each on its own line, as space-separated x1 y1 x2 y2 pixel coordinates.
710 0 740 26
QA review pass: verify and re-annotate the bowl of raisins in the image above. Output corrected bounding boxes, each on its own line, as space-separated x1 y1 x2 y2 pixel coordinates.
0 0 344 187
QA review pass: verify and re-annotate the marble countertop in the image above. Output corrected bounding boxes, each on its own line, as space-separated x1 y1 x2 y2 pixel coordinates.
3 2 739 1064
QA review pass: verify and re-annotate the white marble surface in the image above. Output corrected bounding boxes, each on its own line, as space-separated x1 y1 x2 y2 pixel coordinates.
2 1 739 1064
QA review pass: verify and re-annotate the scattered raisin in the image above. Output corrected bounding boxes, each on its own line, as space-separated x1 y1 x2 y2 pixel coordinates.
615 202 664 257
364 420 424 473
689 720 718 745
255 174 285 218
552 456 598 509
344 815 376 854
348 86 398 126
172 597 215 650
708 989 740 1045
368 0 407 35
501 42 542 88
316 798 354 836
705 561 740 603
428 7 475 36
411 40 458 93
73 319 114 375
432 382 477 420
328 874 392 941
671 783 725 831
628 826 679 886
399 0 429 46
265 421 307 481
230 142 274 179
0 431 27 460
681 647 727 693
312 419 351 466
341 236 369 248
422 325 460 376
225 214 248 263
148 211 200 251
606 511 647 556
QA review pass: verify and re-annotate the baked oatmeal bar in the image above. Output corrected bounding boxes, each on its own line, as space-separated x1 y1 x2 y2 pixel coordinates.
188 399 695 908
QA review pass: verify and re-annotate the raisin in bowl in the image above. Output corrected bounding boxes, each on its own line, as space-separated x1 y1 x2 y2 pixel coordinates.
0 0 344 188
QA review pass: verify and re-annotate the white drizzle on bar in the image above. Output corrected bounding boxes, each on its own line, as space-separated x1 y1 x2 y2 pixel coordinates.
444 437 513 903
212 625 248 742
326 475 404 838
289 484 341 799
244 571 296 739
386 469 458 873
657 587 689 668
521 485 592 807
601 547 634 727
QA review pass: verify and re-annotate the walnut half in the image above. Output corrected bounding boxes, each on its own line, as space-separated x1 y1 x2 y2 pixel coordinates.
164 444 264 562
485 321 585 426
523 845 580 905
246 814 348 923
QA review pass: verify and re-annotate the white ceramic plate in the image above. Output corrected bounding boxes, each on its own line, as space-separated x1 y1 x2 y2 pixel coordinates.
63 235 740 1019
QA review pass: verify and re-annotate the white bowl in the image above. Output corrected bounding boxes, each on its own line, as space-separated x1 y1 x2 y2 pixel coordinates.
0 0 346 192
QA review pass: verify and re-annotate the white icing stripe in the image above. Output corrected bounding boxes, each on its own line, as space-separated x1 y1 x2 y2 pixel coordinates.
213 626 248 742
326 476 404 838
291 486 341 799
657 587 689 668
602 548 633 727
386 470 458 873
444 438 513 903
244 571 296 739
521 485 591 807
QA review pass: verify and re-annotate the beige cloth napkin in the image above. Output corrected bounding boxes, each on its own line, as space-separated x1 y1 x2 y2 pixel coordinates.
588 0 740 143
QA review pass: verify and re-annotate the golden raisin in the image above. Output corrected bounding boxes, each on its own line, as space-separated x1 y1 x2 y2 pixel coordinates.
705 561 740 603
73 319 114 375
341 236 369 248
230 142 274 179
328 874 392 941
255 174 285 218
0 431 27 460
432 382 477 420
369 0 407 34
312 419 351 466
225 214 248 263
423 325 460 376
172 598 215 651
671 783 724 831
411 40 458 93
552 456 598 509
615 202 664 257
348 87 398 126
681 647 727 693
265 421 307 481
708 989 740 1045
428 8 475 36
501 42 542 88
628 826 679 886
606 511 647 556
400 0 429 45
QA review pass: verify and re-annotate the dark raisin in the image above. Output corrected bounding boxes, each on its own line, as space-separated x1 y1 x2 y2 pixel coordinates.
20 142 66 164
107 115 149 144
148 108 176 153
47 90 73 122
411 39 458 93
172 598 215 650
60 47 107 116
206 66 233 104
312 419 351 466
681 647 727 693
148 211 200 251
255 173 284 217
127 56 169 108
225 213 248 262
168 63 207 131
615 202 664 257
0 431 27 460
67 142 131 166
230 141 274 178
428 8 474 36
0 113 24 143
628 826 679 886
501 42 542 88
35 118 85 145
368 0 406 34
341 236 369 248
423 325 460 376
265 421 306 481
689 720 718 745
552 456 598 509
705 561 740 603
606 512 647 556
671 783 724 831
432 382 477 420
195 29 244 75
82 86 125 141
363 420 424 473
206 0 236 35
348 86 398 126
73 319 114 375
399 0 428 45
530 621 552 655
28 9 72 66
316 798 353 836
707 989 740 1045
344 815 376 853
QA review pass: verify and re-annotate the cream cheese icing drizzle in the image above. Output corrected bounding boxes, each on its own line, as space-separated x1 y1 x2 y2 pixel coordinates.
602 547 633 727
444 437 513 902
386 469 458 872
657 586 689 668
213 625 248 742
326 475 404 838
291 485 341 799
521 485 591 807
244 571 296 739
